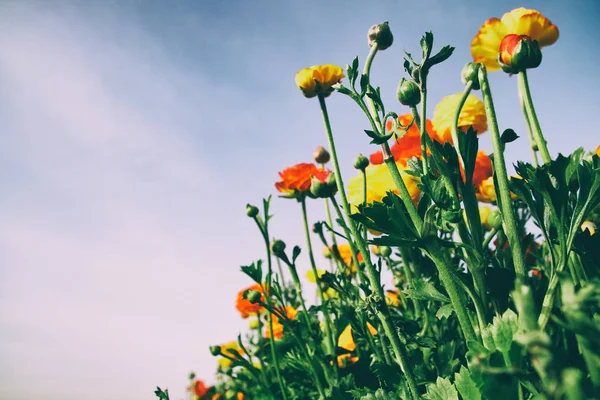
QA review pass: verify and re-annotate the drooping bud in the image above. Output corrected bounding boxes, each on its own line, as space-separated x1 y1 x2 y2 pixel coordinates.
246 204 259 218
396 78 421 107
353 153 370 171
313 146 330 164
368 21 394 50
271 239 286 256
461 62 481 90
497 34 542 74
209 345 222 356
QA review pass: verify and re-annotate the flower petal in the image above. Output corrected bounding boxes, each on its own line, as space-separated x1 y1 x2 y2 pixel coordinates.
471 17 508 71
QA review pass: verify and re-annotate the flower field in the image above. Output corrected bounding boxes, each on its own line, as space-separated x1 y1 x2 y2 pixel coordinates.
156 7 600 400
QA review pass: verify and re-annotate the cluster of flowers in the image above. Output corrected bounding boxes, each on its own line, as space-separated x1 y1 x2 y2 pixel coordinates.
176 8 600 400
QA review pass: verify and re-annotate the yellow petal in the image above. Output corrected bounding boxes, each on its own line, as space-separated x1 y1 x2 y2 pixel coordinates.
500 8 559 46
366 322 378 336
338 324 356 352
306 268 326 283
432 93 487 143
471 17 508 71
294 67 318 98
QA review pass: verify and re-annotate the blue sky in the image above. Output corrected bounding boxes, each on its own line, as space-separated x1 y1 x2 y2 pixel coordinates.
1 1 598 399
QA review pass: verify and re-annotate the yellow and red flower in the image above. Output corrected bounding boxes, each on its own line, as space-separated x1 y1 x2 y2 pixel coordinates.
329 243 363 272
295 64 344 98
235 283 267 319
188 380 208 399
471 8 559 71
431 93 487 144
275 163 319 194
386 289 401 308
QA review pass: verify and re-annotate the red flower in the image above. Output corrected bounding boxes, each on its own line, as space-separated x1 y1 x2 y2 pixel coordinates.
275 163 319 194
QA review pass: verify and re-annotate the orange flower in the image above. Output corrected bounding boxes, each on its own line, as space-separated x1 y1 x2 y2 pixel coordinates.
337 353 360 368
189 380 208 398
235 283 267 319
275 163 319 194
212 394 222 400
329 243 363 272
471 8 559 71
370 114 435 166
432 93 487 144
265 306 297 339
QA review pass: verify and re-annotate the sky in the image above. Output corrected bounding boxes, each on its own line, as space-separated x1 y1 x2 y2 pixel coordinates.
0 1 598 399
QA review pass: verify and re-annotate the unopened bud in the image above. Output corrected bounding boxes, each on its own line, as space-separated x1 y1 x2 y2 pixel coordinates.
368 21 394 50
310 172 337 198
246 204 259 218
323 247 332 259
396 78 421 107
378 246 391 257
353 153 370 170
188 372 196 380
461 62 481 90
248 319 259 329
313 146 330 164
271 239 286 256
498 34 542 74
245 290 262 304
488 210 503 230
209 345 221 356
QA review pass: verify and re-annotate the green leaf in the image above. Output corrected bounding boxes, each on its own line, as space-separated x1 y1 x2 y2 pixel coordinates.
420 31 434 60
436 304 454 320
240 260 263 284
154 387 170 400
360 74 369 96
292 246 301 264
404 279 450 303
454 366 482 400
425 377 458 400
490 314 513 354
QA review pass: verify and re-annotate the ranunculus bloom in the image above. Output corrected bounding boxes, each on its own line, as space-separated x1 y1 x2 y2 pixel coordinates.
329 243 363 273
306 268 326 283
217 341 245 368
235 283 267 319
337 353 360 368
275 163 319 194
462 150 494 189
189 380 208 398
265 306 297 339
476 176 496 203
432 93 487 144
338 323 377 352
348 162 421 213
595 145 600 157
295 64 344 98
370 114 435 166
478 205 493 230
471 8 559 71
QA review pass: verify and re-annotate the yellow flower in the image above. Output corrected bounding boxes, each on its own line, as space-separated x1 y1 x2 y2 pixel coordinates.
432 93 487 144
478 205 493 230
348 162 420 213
471 8 559 71
595 145 600 157
337 323 377 352
324 287 338 299
581 221 596 235
476 177 496 203
295 64 344 98
217 341 245 368
386 289 401 308
337 353 359 368
306 268 326 283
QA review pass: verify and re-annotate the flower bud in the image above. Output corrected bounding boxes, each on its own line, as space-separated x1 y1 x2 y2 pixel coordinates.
323 247 332 259
313 146 330 164
271 239 286 256
378 246 392 257
248 319 259 329
488 209 503 230
310 172 337 198
353 153 370 171
497 34 542 74
245 290 262 304
461 62 481 90
246 204 259 218
210 345 222 356
188 372 196 380
396 78 421 107
368 21 393 50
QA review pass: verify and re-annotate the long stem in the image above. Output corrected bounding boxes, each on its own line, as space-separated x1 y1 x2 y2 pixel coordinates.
519 91 539 167
478 66 527 280
318 94 420 400
518 70 551 164
419 79 429 171
362 43 382 132
300 198 338 379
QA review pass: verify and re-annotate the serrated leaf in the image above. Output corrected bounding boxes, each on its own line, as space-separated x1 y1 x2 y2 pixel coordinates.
425 376 458 400
436 303 454 320
491 314 513 354
404 279 450 303
454 366 482 400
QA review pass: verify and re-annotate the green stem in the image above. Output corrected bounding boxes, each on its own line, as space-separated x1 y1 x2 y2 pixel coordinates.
482 227 499 249
361 169 368 242
517 70 551 164
478 66 527 280
362 43 382 132
419 80 429 171
318 94 420 400
519 90 539 167
300 197 338 379
383 156 423 232
254 218 288 400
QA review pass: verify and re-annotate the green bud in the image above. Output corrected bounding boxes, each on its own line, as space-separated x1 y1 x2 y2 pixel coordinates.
498 34 542 74
396 78 421 107
188 372 196 380
378 246 392 257
209 345 222 356
309 172 337 198
353 153 370 170
246 204 259 218
271 239 286 256
488 209 503 230
368 21 393 50
461 62 481 90
313 146 330 164
245 289 262 304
